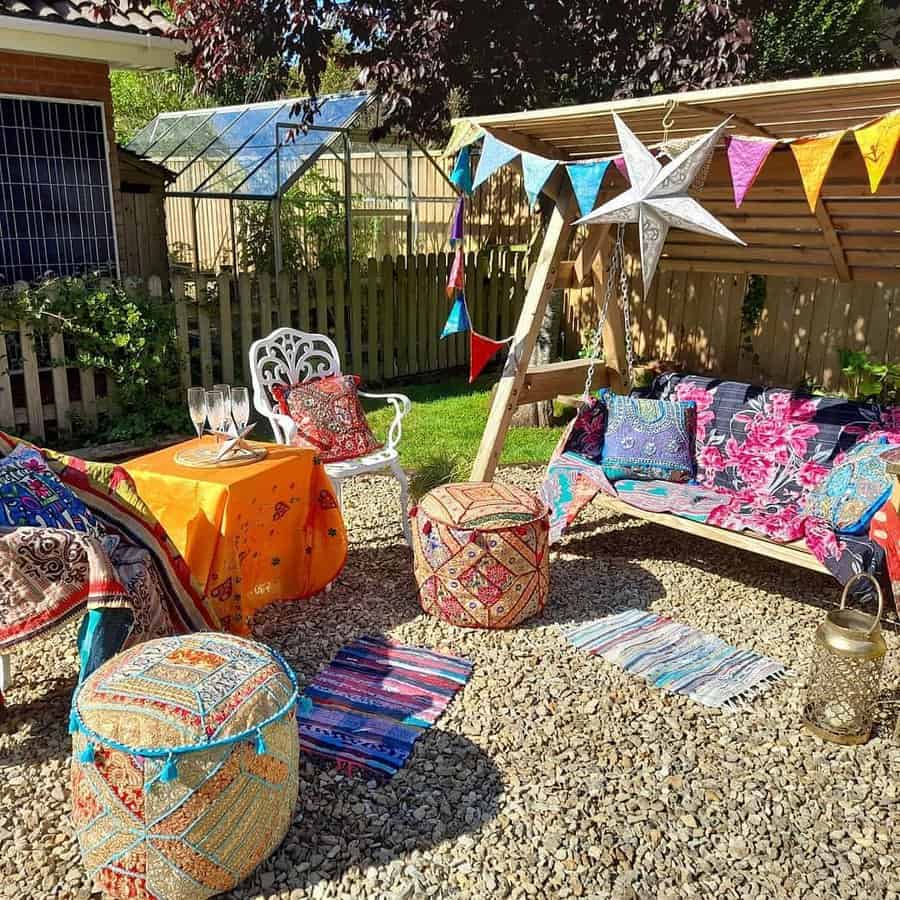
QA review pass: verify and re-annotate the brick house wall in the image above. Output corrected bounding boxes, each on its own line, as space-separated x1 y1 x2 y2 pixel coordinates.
0 50 125 270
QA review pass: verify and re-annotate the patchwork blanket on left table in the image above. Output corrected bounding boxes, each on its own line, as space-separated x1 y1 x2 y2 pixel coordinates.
0 432 210 658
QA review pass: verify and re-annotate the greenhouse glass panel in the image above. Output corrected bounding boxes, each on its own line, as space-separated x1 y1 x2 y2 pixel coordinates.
142 109 216 163
128 115 180 155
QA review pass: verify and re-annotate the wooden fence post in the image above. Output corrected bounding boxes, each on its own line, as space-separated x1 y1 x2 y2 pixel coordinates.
218 274 235 384
172 274 191 389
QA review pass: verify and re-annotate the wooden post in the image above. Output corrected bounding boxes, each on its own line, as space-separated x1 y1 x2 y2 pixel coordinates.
470 182 577 481
592 238 628 394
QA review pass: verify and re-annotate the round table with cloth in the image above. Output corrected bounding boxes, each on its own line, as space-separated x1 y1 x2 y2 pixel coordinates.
70 632 299 900
411 481 550 628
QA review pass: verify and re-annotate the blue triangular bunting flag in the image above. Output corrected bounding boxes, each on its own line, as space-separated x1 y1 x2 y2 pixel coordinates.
521 152 557 207
440 295 471 339
450 146 473 194
472 134 520 191
566 160 611 217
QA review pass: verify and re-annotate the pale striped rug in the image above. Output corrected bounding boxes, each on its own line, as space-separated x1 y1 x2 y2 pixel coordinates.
564 609 789 709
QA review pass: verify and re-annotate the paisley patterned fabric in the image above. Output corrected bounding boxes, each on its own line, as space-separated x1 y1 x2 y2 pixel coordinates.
412 482 550 628
599 391 696 483
272 374 381 462
0 432 207 684
71 633 299 900
0 444 101 533
565 396 606 462
803 439 897 534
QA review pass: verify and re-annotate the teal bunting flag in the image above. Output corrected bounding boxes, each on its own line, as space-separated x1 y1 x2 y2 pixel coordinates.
566 160 611 217
440 295 471 339
472 133 520 191
521 152 558 207
450 146 473 194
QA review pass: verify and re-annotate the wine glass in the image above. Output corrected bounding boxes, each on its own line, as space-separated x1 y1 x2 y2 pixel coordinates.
231 386 250 433
187 387 207 439
205 389 225 441
213 384 233 434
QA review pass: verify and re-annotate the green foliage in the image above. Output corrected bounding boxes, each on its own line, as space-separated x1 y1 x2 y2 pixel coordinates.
0 276 188 444
839 348 900 403
110 67 211 144
237 170 381 271
740 274 767 360
749 0 890 79
409 452 469 501
577 327 604 360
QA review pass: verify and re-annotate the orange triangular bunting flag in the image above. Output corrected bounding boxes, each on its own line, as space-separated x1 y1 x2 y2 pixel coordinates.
854 111 900 193
790 131 845 212
469 331 509 383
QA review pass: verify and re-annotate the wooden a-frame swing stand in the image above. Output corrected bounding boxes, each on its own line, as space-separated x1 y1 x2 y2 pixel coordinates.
467 68 900 573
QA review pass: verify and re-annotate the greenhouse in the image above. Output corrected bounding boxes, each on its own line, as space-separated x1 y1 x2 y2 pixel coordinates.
127 92 447 273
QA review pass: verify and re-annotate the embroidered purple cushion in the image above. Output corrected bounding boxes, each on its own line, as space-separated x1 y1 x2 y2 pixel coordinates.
599 391 696 483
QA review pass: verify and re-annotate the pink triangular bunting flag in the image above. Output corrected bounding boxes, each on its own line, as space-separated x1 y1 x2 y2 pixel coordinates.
725 135 777 207
446 248 464 298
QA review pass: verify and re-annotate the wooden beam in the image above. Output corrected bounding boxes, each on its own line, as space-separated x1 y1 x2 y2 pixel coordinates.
518 359 612 405
814 198 852 282
595 495 829 574
593 248 627 394
573 225 610 286
471 183 578 481
481 125 571 161
688 102 777 139
555 261 575 289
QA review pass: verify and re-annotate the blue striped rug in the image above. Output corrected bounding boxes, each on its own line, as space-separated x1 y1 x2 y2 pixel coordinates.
565 609 788 709
298 635 472 778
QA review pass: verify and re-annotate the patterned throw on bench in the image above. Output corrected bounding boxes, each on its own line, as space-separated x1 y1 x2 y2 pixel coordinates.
565 609 789 709
298 635 473 777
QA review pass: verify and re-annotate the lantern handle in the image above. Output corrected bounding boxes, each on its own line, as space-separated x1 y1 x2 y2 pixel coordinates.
839 572 884 634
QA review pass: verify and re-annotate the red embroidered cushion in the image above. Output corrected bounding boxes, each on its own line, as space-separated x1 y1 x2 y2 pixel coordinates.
271 375 381 463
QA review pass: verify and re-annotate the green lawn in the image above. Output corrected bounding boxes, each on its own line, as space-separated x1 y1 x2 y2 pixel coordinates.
362 374 564 471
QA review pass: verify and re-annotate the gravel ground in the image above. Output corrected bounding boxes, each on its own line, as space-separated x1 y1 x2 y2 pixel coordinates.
2 466 899 900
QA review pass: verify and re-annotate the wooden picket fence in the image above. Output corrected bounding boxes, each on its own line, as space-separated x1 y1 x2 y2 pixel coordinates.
0 253 526 439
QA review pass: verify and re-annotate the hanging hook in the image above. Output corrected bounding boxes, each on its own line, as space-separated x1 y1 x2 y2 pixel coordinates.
661 99 678 144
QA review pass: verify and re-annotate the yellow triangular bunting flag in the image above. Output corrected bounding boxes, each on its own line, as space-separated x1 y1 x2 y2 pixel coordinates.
854 111 900 193
790 131 846 212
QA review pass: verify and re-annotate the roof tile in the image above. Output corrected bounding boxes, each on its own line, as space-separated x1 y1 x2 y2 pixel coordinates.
1 0 174 38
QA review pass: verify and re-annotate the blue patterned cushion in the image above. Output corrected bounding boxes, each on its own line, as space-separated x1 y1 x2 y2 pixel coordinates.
0 444 101 533
600 391 696 483
803 439 896 534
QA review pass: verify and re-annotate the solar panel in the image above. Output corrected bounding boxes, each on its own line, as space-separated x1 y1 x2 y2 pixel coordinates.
0 96 117 284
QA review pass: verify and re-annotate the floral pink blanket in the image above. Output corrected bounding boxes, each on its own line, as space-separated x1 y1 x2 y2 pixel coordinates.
541 375 900 611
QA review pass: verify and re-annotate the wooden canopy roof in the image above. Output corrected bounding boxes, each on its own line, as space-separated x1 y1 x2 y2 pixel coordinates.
457 69 900 285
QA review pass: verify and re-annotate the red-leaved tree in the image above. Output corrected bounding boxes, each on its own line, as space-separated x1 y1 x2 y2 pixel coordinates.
96 1 757 138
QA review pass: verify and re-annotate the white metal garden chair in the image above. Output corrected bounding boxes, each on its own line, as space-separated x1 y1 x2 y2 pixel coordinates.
250 327 412 543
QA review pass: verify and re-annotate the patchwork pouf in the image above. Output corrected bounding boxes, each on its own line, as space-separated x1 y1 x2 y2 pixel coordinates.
412 481 550 628
70 632 299 900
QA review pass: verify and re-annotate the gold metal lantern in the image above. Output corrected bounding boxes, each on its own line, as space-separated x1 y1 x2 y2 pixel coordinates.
803 573 887 745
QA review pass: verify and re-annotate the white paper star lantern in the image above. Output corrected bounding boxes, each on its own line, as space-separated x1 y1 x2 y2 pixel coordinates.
578 113 745 294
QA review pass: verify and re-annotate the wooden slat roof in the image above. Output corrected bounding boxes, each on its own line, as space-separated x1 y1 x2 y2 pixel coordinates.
457 69 900 160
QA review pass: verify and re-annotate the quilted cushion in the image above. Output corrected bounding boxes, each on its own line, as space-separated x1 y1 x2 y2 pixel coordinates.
272 374 381 463
0 444 101 533
565 396 606 463
600 391 696 483
803 440 897 534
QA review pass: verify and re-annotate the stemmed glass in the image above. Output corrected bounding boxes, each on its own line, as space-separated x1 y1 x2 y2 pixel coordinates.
213 384 233 434
231 386 250 433
187 387 207 439
205 389 225 441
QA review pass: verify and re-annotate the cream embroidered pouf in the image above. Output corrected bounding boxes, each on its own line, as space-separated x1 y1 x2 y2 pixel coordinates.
70 632 299 899
412 481 550 628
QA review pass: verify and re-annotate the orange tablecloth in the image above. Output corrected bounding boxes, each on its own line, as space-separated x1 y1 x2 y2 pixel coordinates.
124 437 347 635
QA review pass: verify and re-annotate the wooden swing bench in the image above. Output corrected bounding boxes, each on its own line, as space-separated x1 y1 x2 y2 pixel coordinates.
514 360 831 574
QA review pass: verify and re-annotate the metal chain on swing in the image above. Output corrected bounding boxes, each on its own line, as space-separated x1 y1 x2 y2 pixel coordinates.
580 224 626 407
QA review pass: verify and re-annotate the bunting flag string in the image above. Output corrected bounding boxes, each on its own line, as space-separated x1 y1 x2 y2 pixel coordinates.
450 146 473 195
790 130 846 212
469 332 513 383
455 104 900 218
854 111 900 194
566 160 611 217
521 152 558 207
724 135 777 208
